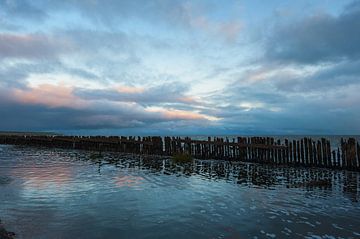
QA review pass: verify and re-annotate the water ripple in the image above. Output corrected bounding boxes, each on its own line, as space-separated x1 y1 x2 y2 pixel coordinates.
0 145 359 239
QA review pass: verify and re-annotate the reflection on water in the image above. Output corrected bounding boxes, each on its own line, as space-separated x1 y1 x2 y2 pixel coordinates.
12 166 73 189
0 145 360 239
114 175 144 188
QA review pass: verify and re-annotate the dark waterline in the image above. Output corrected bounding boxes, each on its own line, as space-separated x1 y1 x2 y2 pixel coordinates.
0 145 359 239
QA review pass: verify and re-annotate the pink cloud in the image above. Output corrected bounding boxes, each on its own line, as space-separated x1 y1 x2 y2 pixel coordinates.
180 3 242 42
116 85 145 94
13 84 87 109
146 107 218 121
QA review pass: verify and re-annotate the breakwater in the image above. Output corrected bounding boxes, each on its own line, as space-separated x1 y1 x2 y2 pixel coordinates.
0 135 359 171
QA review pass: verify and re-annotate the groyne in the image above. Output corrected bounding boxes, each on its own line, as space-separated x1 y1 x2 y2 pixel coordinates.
0 135 359 171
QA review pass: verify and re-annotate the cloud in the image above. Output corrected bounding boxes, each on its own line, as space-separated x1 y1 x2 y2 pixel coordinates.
0 0 359 135
0 60 100 90
0 81 215 131
203 92 360 135
0 64 29 88
201 58 360 134
12 84 87 109
75 82 198 105
2 0 242 42
0 33 72 59
0 0 47 22
146 106 219 121
265 1 360 64
273 60 360 92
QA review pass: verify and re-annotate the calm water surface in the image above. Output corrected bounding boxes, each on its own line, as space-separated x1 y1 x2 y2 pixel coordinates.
0 145 359 239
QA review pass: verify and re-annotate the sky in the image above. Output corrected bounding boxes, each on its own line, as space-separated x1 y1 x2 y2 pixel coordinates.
0 0 359 135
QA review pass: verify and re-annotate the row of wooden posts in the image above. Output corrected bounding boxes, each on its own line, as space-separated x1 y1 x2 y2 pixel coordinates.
0 135 359 171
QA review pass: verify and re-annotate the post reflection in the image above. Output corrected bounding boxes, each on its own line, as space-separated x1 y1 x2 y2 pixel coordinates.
92 153 360 202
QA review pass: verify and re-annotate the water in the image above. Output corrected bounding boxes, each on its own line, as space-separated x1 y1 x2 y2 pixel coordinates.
0 145 359 239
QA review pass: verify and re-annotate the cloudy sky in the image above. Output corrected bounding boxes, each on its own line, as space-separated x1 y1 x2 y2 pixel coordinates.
0 0 359 135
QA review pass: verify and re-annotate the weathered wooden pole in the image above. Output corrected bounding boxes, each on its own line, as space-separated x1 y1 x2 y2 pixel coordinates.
292 140 297 165
300 139 305 166
357 142 360 170
304 138 309 166
289 141 293 164
321 138 327 168
326 140 332 168
297 140 301 166
316 140 322 167
337 148 341 168
341 138 346 169
347 138 356 170
308 139 314 166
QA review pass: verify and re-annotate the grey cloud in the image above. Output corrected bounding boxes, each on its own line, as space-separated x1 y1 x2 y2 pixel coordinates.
265 0 360 64
55 29 145 84
0 61 99 88
0 65 29 88
0 87 205 131
23 0 190 28
63 0 206 28
273 60 360 92
211 81 287 106
75 82 192 105
0 0 47 22
203 72 360 134
210 99 360 135
3 0 240 41
0 33 70 59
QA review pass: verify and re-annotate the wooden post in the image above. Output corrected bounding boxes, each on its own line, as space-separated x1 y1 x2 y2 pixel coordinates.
251 137 255 161
332 150 336 168
247 137 250 161
270 138 274 164
300 139 305 166
245 137 249 161
296 140 301 166
326 140 331 168
317 141 322 167
309 139 313 166
337 148 341 168
264 137 269 163
312 141 317 166
341 138 346 169
274 139 278 164
321 138 327 168
289 141 293 164
285 139 289 165
207 137 211 159
304 138 309 166
347 138 356 170
221 138 225 160
293 140 297 165
237 137 241 160
357 142 360 170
